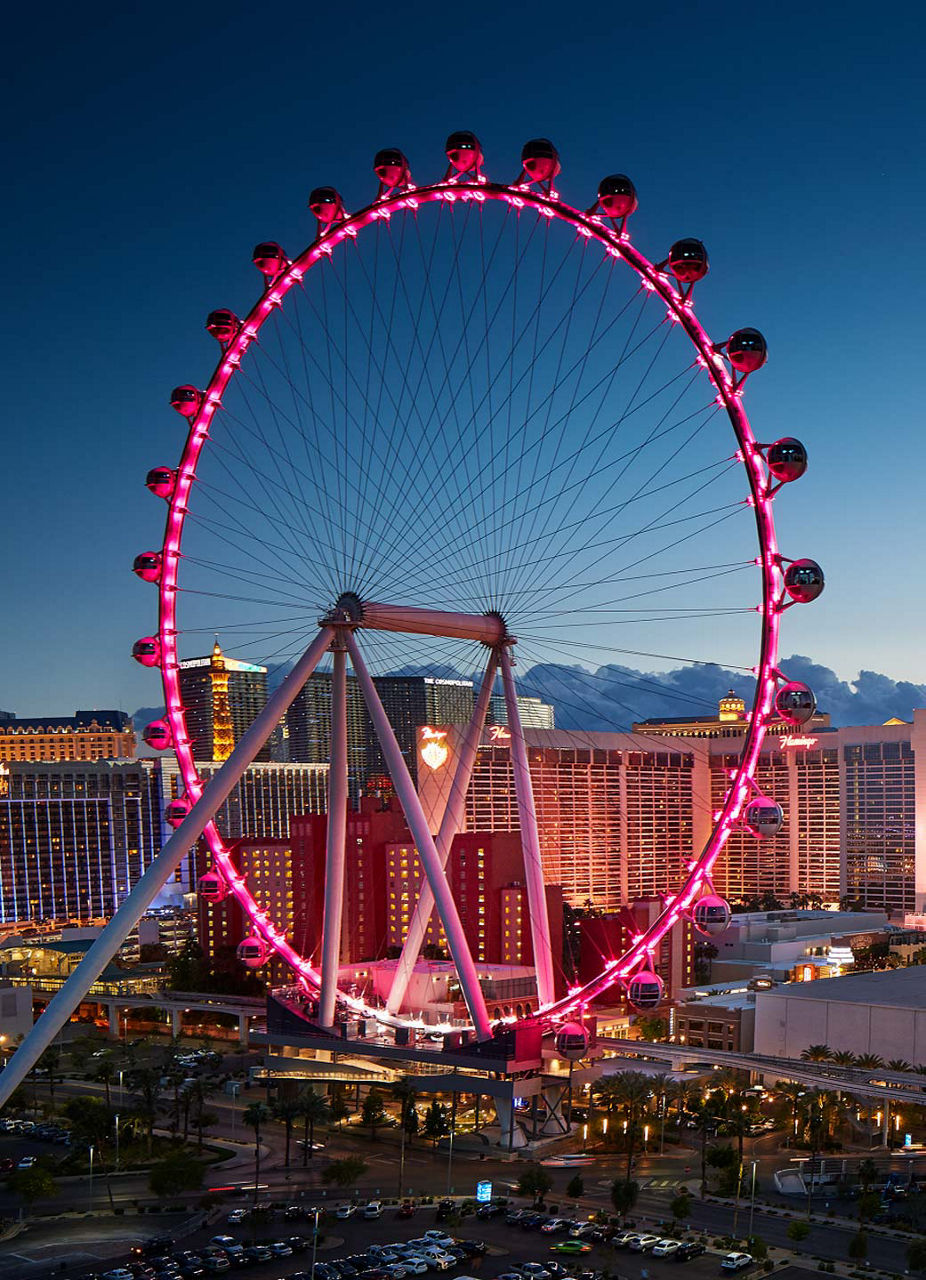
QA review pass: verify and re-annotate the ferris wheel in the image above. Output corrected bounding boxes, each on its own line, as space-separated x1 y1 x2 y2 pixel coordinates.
131 133 823 1043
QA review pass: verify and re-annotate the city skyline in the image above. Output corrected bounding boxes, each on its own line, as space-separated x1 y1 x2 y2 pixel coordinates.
3 1 924 723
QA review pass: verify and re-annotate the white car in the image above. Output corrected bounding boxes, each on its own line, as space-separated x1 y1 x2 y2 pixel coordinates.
336 1202 357 1219
363 1200 384 1219
628 1235 661 1252
16 1156 36 1170
423 1231 455 1249
721 1254 754 1272
211 1236 237 1248
652 1240 682 1258
400 1262 429 1276
227 1208 248 1224
516 1266 552 1280
416 1253 455 1272
102 1271 135 1280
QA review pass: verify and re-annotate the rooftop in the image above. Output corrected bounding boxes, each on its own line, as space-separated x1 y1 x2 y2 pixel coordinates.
765 965 926 1008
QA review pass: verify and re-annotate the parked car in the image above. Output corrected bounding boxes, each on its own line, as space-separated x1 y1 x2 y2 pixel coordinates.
398 1201 416 1219
721 1254 753 1272
336 1203 357 1220
676 1242 706 1262
423 1232 455 1249
363 1201 384 1220
628 1235 661 1253
652 1241 682 1258
513 1265 552 1280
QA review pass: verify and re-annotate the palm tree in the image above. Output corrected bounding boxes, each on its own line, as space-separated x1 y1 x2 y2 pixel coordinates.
244 1102 271 1207
297 1089 330 1166
855 1053 885 1070
273 1096 302 1168
94 1057 116 1110
800 1044 833 1063
775 1081 806 1144
724 1092 753 1165
887 1059 913 1073
126 1065 161 1156
831 1050 857 1067
603 1071 652 1183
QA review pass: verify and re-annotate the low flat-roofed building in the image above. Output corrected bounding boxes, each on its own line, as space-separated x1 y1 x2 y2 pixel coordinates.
754 965 926 1061
711 908 889 984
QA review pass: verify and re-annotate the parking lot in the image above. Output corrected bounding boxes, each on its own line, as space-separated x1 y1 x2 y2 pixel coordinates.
59 1198 750 1280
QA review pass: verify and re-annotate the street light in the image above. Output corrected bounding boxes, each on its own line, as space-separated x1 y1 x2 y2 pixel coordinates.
114 1113 120 1172
89 1144 95 1209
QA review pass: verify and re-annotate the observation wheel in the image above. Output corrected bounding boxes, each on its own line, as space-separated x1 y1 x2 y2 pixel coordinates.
134 134 823 1042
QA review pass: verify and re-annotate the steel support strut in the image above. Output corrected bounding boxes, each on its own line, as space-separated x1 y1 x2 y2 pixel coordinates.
499 644 556 1007
0 626 336 1111
318 642 348 1026
386 651 498 1015
345 630 493 1041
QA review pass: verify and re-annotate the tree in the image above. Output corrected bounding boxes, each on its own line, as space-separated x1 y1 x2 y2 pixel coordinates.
854 1053 885 1070
424 1100 449 1150
830 1050 857 1067
322 1156 368 1188
848 1231 868 1263
746 1236 768 1261
857 1192 881 1224
858 1158 878 1190
125 1064 161 1156
93 1056 116 1109
329 1087 350 1128
298 1089 330 1166
243 1102 270 1206
670 1191 692 1223
39 1046 61 1110
362 1088 387 1141
404 1103 419 1144
786 1220 810 1250
610 1178 639 1218
800 1045 832 1063
887 1058 913 1072
518 1167 553 1204
273 1096 302 1168
907 1241 926 1273
566 1173 584 1200
191 1108 218 1154
634 1015 669 1043
149 1147 204 1197
187 1077 217 1150
9 1165 57 1209
596 1070 651 1182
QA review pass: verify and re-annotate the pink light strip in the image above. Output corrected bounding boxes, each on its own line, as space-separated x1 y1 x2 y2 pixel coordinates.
154 176 783 1035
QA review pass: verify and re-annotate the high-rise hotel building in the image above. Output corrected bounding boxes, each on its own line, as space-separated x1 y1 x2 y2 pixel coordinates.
179 642 270 762
0 711 135 762
0 759 166 922
417 702 926 919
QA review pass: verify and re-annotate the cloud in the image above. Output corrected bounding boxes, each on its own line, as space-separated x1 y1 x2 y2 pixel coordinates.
516 655 926 731
132 656 926 738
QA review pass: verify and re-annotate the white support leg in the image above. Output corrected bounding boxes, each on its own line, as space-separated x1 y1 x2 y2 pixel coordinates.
0 626 336 1110
345 631 493 1041
386 652 498 1015
319 643 348 1027
499 644 556 1007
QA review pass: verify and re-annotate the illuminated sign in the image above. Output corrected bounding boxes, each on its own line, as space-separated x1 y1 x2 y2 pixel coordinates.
419 727 449 771
780 735 818 750
476 1179 493 1203
488 725 511 741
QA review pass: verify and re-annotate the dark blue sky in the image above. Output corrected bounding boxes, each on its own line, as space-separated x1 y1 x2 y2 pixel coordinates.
3 0 923 718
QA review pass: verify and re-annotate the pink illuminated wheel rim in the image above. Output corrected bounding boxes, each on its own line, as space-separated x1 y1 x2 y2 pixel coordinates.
138 138 818 1035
